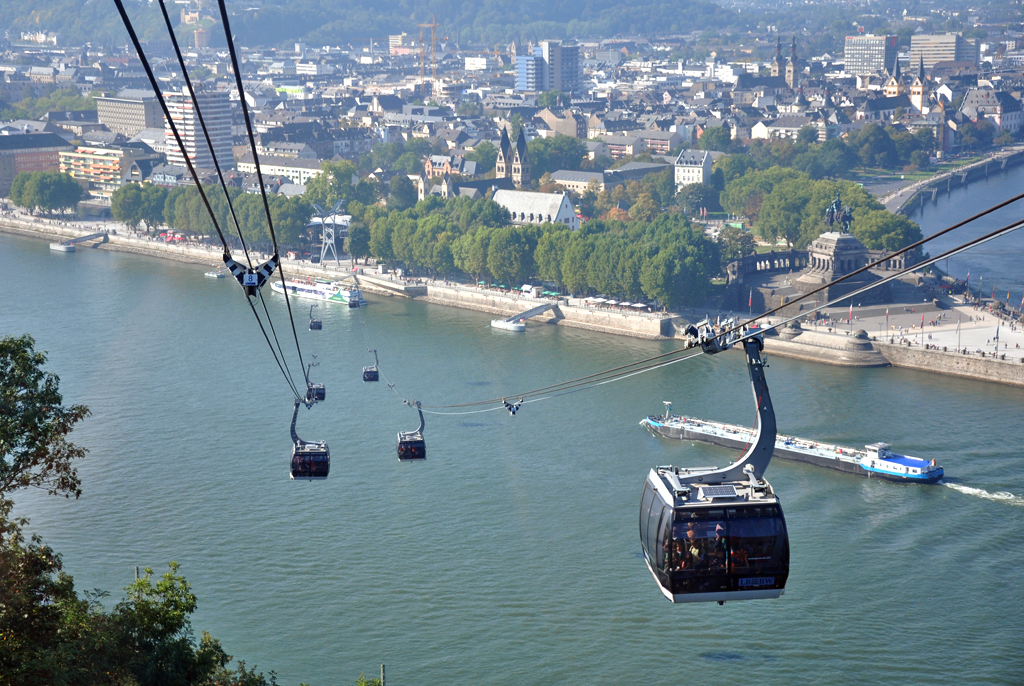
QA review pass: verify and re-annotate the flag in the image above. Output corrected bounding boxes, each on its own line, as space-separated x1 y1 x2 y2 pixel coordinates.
849 303 853 322
992 285 996 299
748 289 752 308
885 307 889 329
1019 292 1023 311
1008 290 1011 305
921 313 925 329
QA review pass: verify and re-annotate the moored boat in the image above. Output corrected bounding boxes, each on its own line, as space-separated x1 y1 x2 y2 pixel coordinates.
640 405 943 484
50 242 75 252
271 277 366 307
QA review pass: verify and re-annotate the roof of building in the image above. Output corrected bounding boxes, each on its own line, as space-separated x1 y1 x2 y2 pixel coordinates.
551 170 605 183
0 132 73 152
674 149 710 166
238 153 322 169
492 189 571 217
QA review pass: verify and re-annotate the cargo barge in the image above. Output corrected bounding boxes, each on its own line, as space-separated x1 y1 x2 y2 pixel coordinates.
640 403 943 484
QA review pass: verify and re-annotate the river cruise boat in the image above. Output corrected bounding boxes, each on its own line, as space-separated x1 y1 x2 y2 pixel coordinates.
271 278 366 307
640 407 943 485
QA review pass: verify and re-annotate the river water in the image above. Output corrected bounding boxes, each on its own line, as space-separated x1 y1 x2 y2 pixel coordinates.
915 161 1024 300
3 200 1024 684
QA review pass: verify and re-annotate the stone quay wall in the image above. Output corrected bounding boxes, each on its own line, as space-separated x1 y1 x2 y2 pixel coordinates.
419 284 674 339
876 341 1024 387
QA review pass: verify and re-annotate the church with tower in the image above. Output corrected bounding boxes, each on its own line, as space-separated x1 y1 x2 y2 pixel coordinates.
495 126 532 187
770 36 802 89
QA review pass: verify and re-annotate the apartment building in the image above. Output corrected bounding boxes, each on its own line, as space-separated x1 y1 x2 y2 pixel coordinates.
163 89 234 170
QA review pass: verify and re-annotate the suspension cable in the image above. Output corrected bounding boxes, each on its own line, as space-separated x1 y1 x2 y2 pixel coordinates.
156 0 302 397
111 0 230 253
216 0 309 384
113 0 302 400
417 213 1024 410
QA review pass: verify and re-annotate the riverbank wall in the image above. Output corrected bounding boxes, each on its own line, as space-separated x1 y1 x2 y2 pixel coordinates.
417 283 674 339
0 215 355 279
889 148 1024 217
761 326 1024 387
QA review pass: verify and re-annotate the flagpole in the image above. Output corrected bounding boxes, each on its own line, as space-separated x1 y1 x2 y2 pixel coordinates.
957 314 961 353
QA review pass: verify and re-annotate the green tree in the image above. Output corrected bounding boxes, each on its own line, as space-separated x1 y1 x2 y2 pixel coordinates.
756 178 810 246
369 217 395 263
8 172 29 209
535 230 568 284
112 182 145 230
527 135 588 177
537 90 565 108
627 192 658 222
304 160 358 207
717 225 756 269
346 221 372 263
697 125 735 153
387 174 418 211
487 226 534 284
852 209 923 251
561 236 591 295
140 183 168 231
0 334 90 500
466 141 498 174
796 125 820 145
714 154 755 184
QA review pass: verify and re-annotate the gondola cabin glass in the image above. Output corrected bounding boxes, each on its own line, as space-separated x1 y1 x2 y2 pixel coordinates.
396 433 426 460
291 443 330 480
363 366 379 382
639 473 789 603
308 383 326 402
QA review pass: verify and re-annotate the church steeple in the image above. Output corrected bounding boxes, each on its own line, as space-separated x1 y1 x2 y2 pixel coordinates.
790 35 797 60
917 54 925 81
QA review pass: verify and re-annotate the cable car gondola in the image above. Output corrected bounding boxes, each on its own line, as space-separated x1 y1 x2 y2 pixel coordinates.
363 349 379 382
397 401 426 460
307 382 325 403
309 304 322 331
289 397 329 480
639 334 790 604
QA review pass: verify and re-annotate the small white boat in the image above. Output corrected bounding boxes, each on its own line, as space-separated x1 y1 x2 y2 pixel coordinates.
50 242 75 252
491 318 526 332
204 268 227 278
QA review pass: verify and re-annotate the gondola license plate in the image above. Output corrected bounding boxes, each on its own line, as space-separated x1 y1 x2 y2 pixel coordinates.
738 577 775 587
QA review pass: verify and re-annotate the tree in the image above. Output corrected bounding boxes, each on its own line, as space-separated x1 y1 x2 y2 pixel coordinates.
487 227 534 285
697 125 735 153
387 174 417 211
756 178 810 246
140 183 167 231
304 160 358 207
714 154 755 184
346 221 371 263
527 135 588 177
718 225 756 269
537 90 565 108
8 172 29 209
796 125 820 145
10 171 82 216
959 119 994 149
676 183 720 216
0 334 90 500
466 141 498 174
112 182 145 230
852 209 923 251
627 192 657 222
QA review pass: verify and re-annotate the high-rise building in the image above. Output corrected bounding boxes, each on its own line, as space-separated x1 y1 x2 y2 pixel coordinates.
910 33 979 68
515 54 545 92
163 89 234 170
95 89 161 137
539 41 581 94
515 41 582 94
844 35 898 75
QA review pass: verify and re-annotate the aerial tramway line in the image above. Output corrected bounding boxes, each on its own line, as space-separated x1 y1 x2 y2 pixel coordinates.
116 0 1024 603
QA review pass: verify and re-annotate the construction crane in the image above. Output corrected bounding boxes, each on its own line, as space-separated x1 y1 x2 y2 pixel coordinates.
417 15 440 83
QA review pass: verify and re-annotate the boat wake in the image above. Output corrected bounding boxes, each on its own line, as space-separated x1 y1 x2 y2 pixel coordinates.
943 482 1024 507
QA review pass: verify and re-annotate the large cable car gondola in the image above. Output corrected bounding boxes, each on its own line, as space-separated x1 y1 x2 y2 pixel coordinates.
397 401 426 460
289 397 330 480
363 349 379 382
639 334 790 604
309 304 322 331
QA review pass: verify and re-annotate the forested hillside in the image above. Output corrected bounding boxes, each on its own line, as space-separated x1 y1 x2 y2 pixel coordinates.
2 0 735 49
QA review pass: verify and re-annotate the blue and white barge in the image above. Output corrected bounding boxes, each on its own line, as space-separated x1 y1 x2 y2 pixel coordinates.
640 407 943 484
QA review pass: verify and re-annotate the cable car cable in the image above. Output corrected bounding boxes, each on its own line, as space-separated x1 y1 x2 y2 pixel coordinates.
216 0 309 385
154 0 303 398
416 213 1024 411
112 0 302 400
